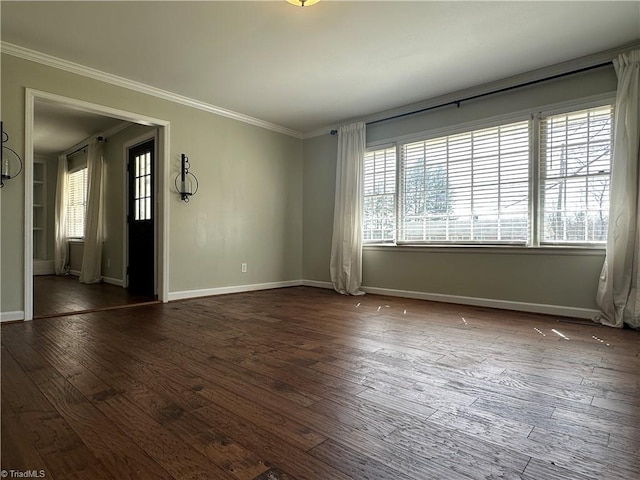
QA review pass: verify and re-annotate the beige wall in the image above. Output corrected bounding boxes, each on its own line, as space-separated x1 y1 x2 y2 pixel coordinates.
362 247 606 308
69 241 83 273
1 53 302 314
302 67 617 311
302 133 337 281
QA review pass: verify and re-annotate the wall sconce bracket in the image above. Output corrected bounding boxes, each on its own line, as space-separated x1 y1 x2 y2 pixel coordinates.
1 121 24 188
174 153 199 202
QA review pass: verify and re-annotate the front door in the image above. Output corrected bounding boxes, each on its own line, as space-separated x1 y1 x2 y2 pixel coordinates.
127 139 155 296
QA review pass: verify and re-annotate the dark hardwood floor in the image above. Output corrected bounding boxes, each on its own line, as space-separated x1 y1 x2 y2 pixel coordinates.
2 286 638 479
33 274 157 319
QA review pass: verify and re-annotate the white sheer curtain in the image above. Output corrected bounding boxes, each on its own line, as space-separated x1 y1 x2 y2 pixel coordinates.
53 154 69 275
330 122 366 295
79 139 105 284
595 49 640 329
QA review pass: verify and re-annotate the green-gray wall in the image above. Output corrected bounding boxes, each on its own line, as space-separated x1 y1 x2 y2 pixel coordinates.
1 53 302 315
302 67 617 313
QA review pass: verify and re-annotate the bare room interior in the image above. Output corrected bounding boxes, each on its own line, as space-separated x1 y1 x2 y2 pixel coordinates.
1 2 639 480
31 101 160 318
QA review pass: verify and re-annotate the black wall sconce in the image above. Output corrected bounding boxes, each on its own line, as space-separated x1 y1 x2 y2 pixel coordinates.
174 153 198 202
1 121 23 188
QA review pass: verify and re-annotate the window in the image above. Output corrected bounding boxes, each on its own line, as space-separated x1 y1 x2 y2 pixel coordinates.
400 121 530 243
540 105 613 244
67 167 87 238
363 102 614 247
363 146 396 242
133 149 152 221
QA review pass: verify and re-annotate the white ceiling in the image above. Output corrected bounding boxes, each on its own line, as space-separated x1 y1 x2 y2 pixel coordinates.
33 101 129 156
2 1 640 135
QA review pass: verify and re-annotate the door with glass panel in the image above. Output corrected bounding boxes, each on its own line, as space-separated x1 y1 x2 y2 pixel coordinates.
127 139 155 296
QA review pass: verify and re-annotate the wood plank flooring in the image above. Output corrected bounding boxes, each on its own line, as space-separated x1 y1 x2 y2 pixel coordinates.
2 286 638 479
33 274 157 319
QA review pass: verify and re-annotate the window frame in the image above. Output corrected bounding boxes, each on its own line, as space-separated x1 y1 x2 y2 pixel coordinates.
536 101 614 247
362 93 615 249
363 143 397 244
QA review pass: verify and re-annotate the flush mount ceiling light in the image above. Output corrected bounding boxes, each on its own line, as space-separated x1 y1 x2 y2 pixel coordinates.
287 0 320 6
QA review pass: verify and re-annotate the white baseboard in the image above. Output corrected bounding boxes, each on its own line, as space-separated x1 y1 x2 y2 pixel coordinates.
33 260 55 276
1 311 25 322
168 280 303 301
69 272 123 287
360 285 599 319
299 279 598 319
301 279 333 289
103 276 124 287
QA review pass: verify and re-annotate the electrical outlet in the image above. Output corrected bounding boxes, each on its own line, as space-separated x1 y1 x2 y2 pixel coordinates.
241 263 247 273
107 258 111 268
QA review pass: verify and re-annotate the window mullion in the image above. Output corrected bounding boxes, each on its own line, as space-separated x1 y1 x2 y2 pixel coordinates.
395 142 401 242
445 143 450 241
497 127 502 241
422 142 426 241
469 136 475 241
531 114 541 247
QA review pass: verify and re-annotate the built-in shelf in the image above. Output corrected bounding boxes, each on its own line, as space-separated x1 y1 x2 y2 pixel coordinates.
33 159 47 262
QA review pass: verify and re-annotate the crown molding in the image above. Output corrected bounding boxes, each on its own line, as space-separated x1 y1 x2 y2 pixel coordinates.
1 42 303 139
303 41 640 139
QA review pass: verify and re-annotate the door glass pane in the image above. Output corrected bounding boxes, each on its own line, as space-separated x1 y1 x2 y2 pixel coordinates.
134 151 152 221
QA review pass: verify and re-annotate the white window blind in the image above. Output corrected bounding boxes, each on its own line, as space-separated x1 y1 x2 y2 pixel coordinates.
399 121 530 243
67 167 87 238
363 146 396 242
540 105 613 244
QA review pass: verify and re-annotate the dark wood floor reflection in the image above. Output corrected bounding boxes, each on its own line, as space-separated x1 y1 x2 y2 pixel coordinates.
33 274 157 318
2 286 639 479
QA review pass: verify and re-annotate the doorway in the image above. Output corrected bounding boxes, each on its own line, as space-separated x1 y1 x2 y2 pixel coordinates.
127 139 156 296
24 89 170 321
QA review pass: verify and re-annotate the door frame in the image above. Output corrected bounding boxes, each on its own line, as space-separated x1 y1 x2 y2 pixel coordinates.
123 133 157 292
24 88 171 320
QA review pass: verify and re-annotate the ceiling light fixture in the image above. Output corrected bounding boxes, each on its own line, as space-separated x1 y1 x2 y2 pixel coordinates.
287 0 320 7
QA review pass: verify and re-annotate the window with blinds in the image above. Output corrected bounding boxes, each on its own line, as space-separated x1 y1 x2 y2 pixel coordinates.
363 146 396 242
67 167 88 238
362 99 614 248
399 121 530 243
540 105 613 244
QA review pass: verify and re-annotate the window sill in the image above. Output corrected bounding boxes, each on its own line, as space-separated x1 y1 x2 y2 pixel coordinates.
68 238 85 244
363 243 606 256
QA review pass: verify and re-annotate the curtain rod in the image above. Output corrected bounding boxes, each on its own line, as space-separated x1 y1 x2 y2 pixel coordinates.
65 135 106 158
67 145 87 157
329 61 612 135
